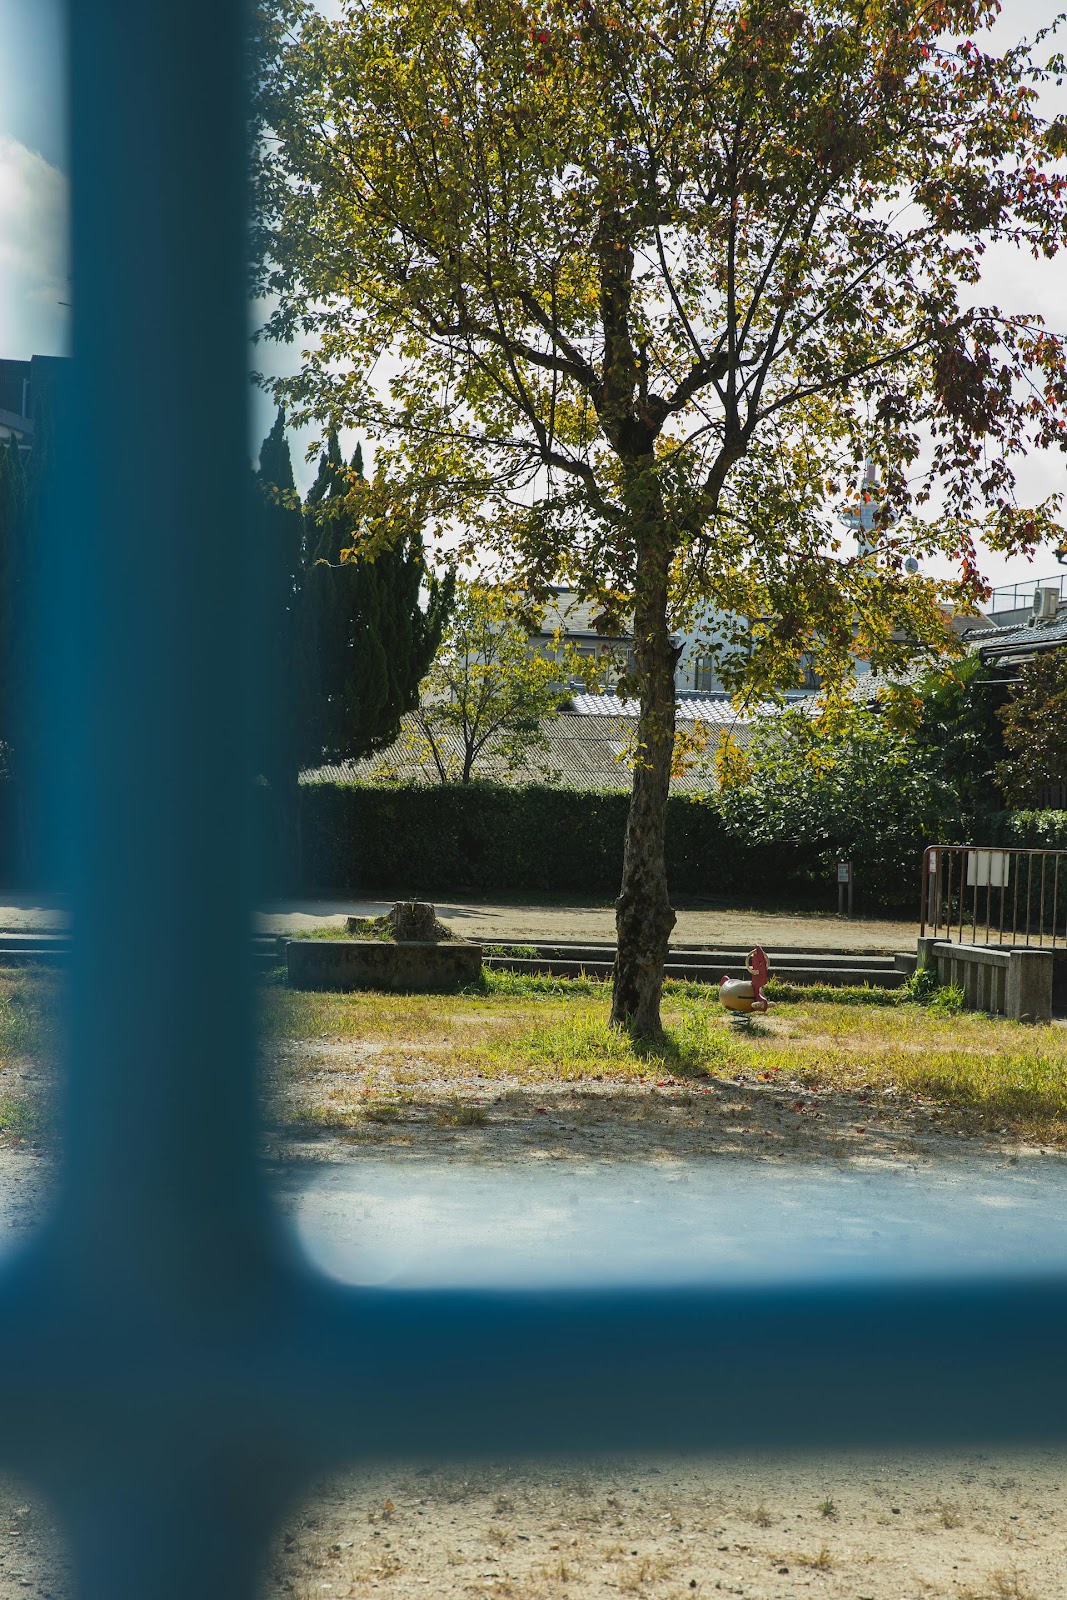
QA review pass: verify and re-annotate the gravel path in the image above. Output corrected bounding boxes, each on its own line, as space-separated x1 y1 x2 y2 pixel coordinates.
256 898 919 955
0 894 919 954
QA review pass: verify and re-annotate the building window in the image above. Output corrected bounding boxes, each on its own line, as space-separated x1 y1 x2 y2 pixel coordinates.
694 657 718 692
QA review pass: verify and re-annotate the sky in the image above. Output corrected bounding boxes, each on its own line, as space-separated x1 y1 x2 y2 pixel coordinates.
2 0 1065 594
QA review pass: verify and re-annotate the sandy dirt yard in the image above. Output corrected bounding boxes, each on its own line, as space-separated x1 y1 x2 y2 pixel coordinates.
255 900 920 956
269 1450 1067 1600
0 894 920 954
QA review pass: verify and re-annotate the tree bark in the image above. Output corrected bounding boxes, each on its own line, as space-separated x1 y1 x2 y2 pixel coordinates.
611 523 677 1036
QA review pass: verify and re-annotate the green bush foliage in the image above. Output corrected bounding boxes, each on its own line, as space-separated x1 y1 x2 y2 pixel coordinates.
715 708 959 903
290 778 933 904
2 777 1064 906
996 652 1067 806
987 810 1067 850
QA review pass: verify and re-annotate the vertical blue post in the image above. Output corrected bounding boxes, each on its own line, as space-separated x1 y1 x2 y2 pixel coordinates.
40 0 276 1315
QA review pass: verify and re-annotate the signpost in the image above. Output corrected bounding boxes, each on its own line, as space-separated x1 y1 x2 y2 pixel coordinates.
837 860 853 917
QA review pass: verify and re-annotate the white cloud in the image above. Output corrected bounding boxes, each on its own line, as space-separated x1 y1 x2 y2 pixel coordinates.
0 134 69 359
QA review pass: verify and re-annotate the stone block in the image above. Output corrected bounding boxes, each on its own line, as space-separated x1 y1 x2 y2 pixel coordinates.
1005 948 1054 1024
287 938 482 993
923 940 1054 1023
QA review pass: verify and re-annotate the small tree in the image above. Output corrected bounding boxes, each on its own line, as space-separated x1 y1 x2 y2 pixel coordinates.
894 656 1008 820
716 706 957 904
408 582 597 783
255 410 317 877
996 652 1067 806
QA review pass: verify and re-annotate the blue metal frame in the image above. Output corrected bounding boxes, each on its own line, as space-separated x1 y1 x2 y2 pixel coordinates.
0 5 1064 1597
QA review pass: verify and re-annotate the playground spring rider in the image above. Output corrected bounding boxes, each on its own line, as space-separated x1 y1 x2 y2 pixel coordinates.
719 945 770 1015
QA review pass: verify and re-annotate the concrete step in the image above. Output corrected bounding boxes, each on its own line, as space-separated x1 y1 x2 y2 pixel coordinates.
485 940 897 968
486 956 906 988
0 932 908 989
0 934 283 968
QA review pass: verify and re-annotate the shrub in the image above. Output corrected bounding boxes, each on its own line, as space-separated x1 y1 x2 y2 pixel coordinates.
283 777 941 905
715 708 961 904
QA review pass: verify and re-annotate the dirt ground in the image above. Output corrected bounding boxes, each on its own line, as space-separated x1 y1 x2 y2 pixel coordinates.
256 899 920 956
1 1441 1064 1600
0 893 920 954
272 1049 1047 1166
269 1449 1067 1600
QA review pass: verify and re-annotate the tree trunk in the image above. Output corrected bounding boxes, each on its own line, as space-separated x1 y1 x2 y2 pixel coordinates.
611 528 677 1036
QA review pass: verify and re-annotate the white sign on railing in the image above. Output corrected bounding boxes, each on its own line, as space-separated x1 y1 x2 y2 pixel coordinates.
967 849 1011 889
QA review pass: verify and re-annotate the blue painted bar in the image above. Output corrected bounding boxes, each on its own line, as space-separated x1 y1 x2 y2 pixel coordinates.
43 0 279 1295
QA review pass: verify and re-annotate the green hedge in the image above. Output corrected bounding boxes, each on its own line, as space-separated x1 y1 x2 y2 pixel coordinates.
301 782 666 895
987 809 1067 850
296 781 834 901
6 773 1063 907
292 785 1067 905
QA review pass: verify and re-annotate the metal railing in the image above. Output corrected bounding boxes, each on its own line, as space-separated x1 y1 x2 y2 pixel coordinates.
988 573 1067 614
921 844 1067 947
2 10 1067 1600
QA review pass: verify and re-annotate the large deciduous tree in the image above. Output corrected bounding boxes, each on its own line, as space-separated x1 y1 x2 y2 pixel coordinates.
253 0 1067 1033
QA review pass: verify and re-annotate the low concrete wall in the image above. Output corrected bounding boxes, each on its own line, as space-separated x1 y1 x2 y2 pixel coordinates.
287 938 482 993
915 937 1053 1023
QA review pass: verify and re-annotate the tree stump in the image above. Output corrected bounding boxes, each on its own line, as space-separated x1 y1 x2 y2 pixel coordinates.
388 900 442 942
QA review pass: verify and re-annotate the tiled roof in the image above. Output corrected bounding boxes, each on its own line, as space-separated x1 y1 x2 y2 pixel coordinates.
976 609 1067 662
566 691 819 723
302 706 748 793
566 690 764 726
837 661 929 705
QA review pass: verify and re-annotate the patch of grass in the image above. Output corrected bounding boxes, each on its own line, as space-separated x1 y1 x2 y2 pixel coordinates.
472 967 606 998
490 1006 732 1083
817 1498 837 1521
796 1544 833 1572
483 943 540 959
619 1554 675 1590
260 974 1067 1144
0 1095 46 1146
285 1099 357 1133
765 979 900 1006
364 1098 404 1123
436 1098 489 1127
901 963 940 1003
0 971 63 1059
960 1570 1034 1600
900 965 965 1013
926 982 966 1015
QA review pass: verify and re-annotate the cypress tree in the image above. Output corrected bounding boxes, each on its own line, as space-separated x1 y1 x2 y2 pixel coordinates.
255 410 314 879
255 419 453 877
300 430 453 763
0 419 51 883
